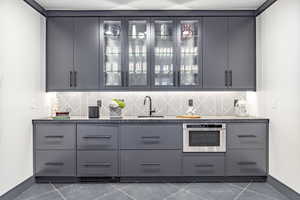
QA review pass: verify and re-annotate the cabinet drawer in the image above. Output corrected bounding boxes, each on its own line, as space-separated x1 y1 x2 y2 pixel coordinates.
120 125 181 149
35 124 76 150
77 151 118 177
226 149 267 176
227 123 267 149
121 150 181 176
183 156 225 176
77 124 118 150
35 150 75 177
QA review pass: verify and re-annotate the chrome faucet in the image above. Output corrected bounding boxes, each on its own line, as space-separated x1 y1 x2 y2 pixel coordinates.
144 96 156 117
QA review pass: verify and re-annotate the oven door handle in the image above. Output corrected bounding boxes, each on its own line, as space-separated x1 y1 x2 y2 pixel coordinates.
185 128 225 131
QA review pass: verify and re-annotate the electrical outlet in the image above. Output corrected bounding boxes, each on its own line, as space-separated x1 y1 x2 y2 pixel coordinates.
97 100 102 107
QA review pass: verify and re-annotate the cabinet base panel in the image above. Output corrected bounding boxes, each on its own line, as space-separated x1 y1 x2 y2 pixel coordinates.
35 176 267 183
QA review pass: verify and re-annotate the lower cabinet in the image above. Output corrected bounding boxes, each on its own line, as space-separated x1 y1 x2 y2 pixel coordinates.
77 151 118 177
226 149 267 176
183 155 225 176
35 150 76 177
120 150 181 177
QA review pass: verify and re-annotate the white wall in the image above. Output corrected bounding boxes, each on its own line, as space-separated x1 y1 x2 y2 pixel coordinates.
256 0 300 193
0 0 49 196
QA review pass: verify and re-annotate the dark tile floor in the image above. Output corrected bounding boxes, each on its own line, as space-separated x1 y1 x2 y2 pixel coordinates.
14 182 291 200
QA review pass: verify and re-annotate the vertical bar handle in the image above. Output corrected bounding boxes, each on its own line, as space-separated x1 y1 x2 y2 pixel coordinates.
69 71 73 88
229 70 232 87
225 70 228 87
74 71 77 87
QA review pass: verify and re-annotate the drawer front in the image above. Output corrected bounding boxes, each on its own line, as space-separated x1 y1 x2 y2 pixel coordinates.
35 150 76 177
226 149 267 176
121 125 181 149
77 151 118 177
227 123 267 149
121 150 181 176
77 124 118 150
183 156 225 176
36 124 76 150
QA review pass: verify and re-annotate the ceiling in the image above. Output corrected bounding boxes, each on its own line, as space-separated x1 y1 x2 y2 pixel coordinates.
35 0 267 10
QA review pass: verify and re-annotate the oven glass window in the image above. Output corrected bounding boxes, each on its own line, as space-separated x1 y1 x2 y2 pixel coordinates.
189 131 220 146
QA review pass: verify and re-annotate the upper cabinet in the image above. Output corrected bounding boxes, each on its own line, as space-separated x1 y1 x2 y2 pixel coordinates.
47 16 255 92
47 17 99 91
178 19 202 88
203 17 255 90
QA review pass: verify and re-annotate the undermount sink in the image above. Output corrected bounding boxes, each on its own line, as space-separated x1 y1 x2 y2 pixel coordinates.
137 116 165 118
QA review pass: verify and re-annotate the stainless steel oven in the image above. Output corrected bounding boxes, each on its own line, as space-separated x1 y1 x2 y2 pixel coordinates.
183 123 226 152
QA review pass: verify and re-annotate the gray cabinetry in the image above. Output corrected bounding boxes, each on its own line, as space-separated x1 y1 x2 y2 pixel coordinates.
77 151 118 177
36 124 76 150
203 17 255 91
47 17 99 91
121 150 181 176
36 151 76 177
226 123 267 176
226 149 267 176
34 123 76 177
74 17 99 90
120 124 181 149
77 124 118 150
203 17 228 89
47 17 74 91
227 123 267 149
183 155 225 176
47 16 256 92
228 17 255 90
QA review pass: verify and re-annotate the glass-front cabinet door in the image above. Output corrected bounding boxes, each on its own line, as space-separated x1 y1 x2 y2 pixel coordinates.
101 19 124 88
151 19 177 88
127 19 150 88
178 19 202 87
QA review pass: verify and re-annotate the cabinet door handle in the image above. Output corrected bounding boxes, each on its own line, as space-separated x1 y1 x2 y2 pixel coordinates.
229 70 232 87
121 71 125 87
83 135 112 139
238 135 257 138
177 71 181 86
173 71 176 86
141 136 160 139
195 164 214 168
141 163 161 166
238 162 257 166
74 71 77 87
70 71 73 87
83 163 111 167
45 162 64 166
225 70 228 87
45 135 64 139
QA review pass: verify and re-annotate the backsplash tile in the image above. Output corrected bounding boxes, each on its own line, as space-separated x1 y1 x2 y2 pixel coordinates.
53 92 246 117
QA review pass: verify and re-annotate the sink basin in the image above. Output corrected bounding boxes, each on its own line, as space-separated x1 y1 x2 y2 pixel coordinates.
137 116 164 118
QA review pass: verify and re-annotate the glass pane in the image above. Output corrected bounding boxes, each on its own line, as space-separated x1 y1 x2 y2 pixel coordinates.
189 131 220 146
180 20 199 86
103 21 122 86
153 20 175 86
128 21 148 86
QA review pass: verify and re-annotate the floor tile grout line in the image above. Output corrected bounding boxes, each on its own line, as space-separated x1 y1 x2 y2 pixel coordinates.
233 182 252 200
18 183 56 200
163 183 192 200
110 184 137 200
244 187 289 200
50 183 67 200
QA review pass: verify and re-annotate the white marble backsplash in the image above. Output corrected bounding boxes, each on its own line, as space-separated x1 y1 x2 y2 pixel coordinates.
52 92 247 117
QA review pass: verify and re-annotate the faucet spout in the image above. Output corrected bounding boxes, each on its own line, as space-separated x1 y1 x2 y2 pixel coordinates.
144 96 156 116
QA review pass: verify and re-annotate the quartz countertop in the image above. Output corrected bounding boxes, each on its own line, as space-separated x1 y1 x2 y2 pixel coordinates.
33 116 269 123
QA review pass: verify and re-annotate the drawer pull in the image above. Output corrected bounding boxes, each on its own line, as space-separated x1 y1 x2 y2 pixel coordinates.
45 135 64 138
83 135 112 139
238 162 257 166
83 163 112 167
45 162 64 166
141 136 160 139
195 164 214 168
238 135 257 138
141 163 161 166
